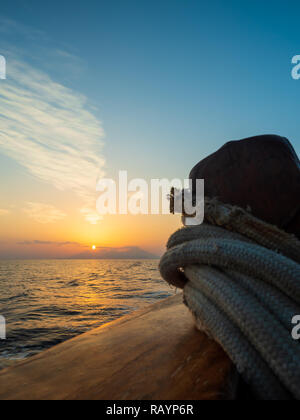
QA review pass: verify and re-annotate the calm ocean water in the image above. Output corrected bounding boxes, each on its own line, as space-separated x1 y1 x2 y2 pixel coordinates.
0 259 173 369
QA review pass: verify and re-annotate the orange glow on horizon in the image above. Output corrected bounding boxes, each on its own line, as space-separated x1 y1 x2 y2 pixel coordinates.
0 210 181 259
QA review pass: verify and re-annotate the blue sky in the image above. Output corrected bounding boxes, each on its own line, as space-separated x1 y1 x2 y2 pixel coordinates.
1 0 300 179
0 0 299 256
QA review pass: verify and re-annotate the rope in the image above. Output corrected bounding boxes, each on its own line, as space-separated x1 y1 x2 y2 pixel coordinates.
159 198 300 400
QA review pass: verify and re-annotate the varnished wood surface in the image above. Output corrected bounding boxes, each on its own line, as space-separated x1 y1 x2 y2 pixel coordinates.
0 294 237 400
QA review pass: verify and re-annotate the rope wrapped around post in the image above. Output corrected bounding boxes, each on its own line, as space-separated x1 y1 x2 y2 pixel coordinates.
159 198 300 400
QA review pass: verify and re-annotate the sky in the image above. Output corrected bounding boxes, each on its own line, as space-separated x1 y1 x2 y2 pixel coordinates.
0 0 300 258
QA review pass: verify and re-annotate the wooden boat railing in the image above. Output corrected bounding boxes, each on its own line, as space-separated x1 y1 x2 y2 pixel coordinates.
0 294 237 400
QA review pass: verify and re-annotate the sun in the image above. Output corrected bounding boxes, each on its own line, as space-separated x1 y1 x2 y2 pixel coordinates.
92 245 96 250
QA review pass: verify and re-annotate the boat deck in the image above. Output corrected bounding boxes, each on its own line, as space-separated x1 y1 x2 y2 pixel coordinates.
0 294 237 400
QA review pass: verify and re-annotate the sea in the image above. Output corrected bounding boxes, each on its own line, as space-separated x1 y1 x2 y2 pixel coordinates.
0 259 174 369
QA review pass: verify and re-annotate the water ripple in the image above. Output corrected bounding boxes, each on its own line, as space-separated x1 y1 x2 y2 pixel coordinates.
0 259 173 368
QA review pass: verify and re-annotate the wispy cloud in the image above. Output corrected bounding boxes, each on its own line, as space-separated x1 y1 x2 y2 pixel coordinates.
0 54 105 223
0 17 46 41
18 240 82 246
0 209 10 216
80 207 103 225
23 202 67 224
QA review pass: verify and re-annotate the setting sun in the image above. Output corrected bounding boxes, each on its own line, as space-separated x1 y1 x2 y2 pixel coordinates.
92 245 96 250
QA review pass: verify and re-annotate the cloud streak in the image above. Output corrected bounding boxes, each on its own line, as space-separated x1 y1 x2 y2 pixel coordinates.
17 240 82 246
0 209 10 216
0 55 105 223
23 202 67 224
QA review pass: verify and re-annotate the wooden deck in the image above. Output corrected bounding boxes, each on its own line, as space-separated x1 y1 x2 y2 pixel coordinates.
0 294 237 400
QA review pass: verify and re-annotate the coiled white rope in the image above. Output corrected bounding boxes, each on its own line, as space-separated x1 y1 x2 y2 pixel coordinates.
159 199 300 400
